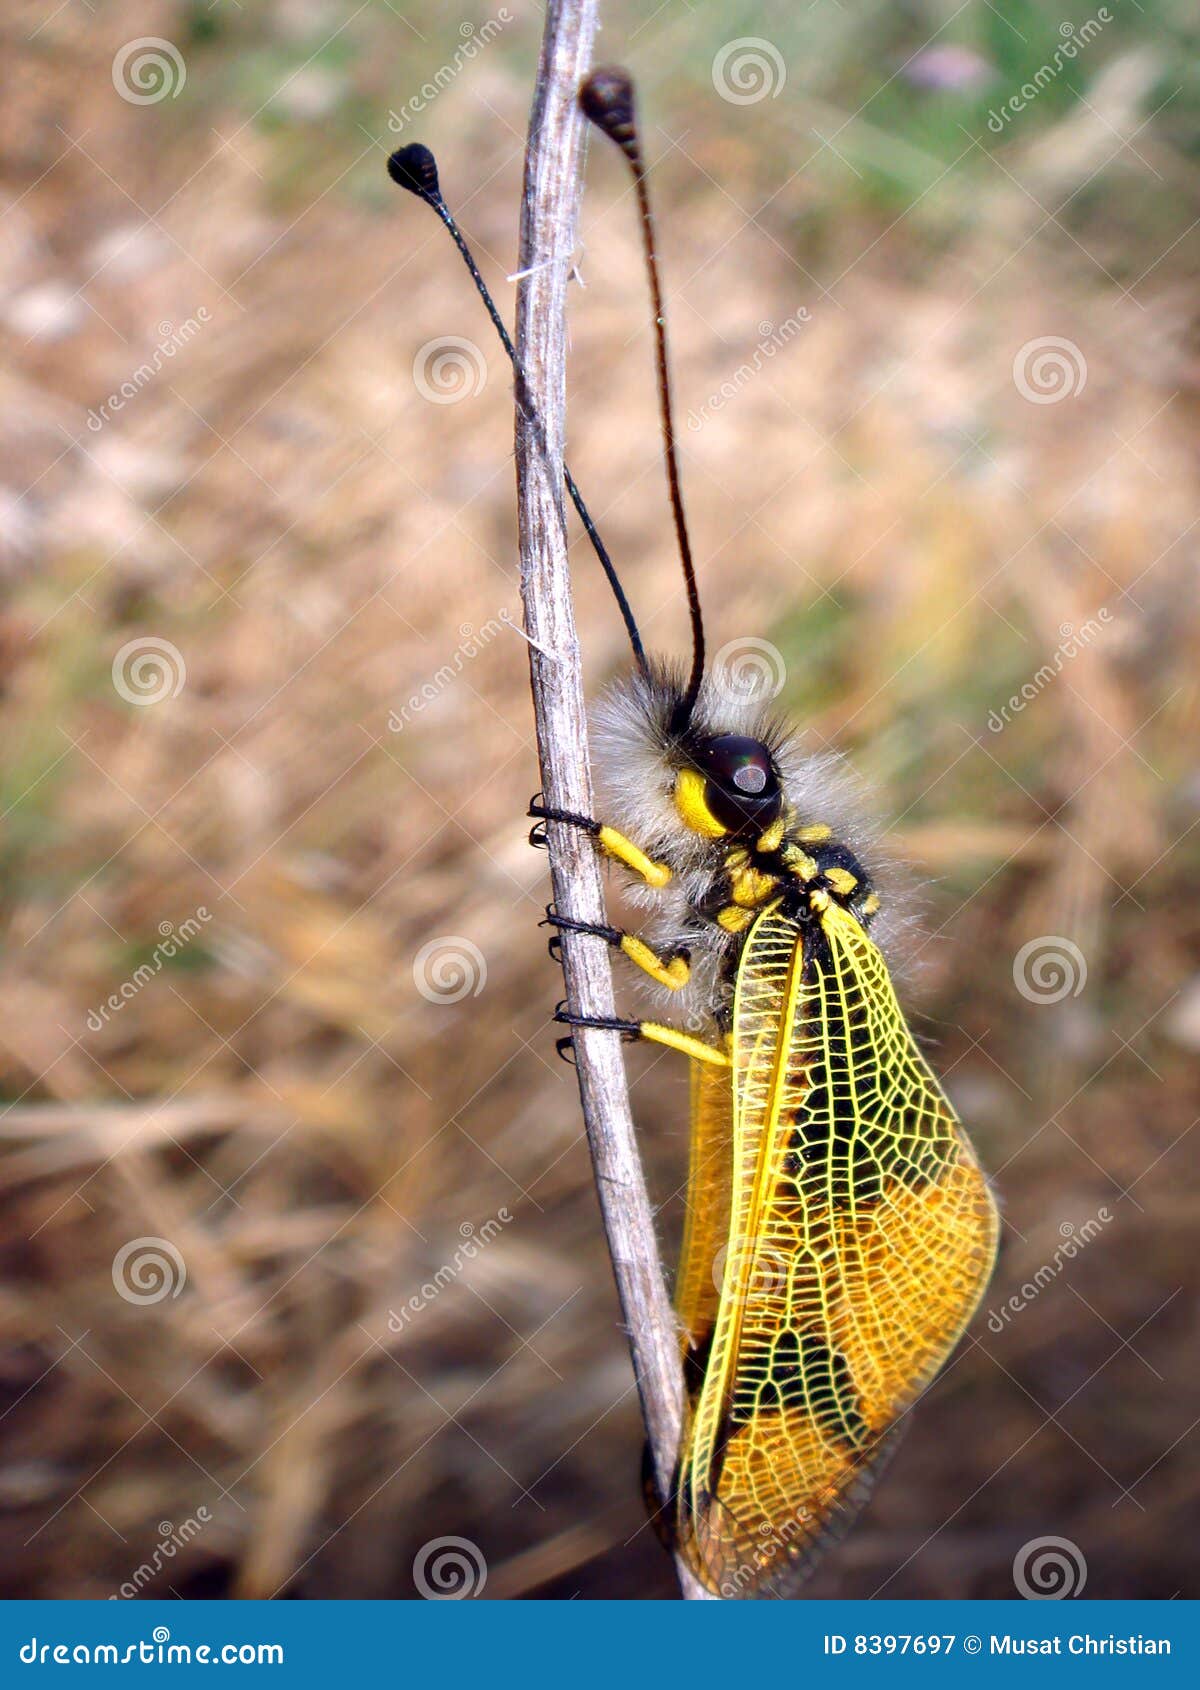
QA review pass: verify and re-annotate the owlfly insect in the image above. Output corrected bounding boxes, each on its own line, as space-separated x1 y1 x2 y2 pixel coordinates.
388 64 999 1600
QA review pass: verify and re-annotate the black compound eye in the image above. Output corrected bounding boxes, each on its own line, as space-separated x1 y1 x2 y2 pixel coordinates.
698 735 775 791
694 735 782 833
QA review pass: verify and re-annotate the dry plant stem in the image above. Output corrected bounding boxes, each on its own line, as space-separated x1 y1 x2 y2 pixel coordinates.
513 0 711 1602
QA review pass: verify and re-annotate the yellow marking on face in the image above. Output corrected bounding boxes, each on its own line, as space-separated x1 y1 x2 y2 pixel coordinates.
796 822 832 843
862 892 881 917
674 769 728 839
621 934 690 990
640 1022 730 1066
825 866 858 896
781 846 819 881
718 905 754 934
597 824 672 887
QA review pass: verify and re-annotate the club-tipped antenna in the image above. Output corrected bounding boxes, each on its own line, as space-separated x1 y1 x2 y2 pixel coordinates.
580 67 705 731
387 143 649 678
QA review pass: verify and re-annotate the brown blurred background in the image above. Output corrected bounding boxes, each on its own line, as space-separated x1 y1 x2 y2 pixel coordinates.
1 0 1197 1601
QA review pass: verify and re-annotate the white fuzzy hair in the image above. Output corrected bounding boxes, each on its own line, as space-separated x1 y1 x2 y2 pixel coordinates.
589 662 918 1028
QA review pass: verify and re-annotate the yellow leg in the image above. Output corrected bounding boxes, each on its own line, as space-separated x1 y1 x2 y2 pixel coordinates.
620 934 690 990
542 909 690 990
597 825 672 888
640 1023 730 1066
553 1009 729 1067
528 798 672 889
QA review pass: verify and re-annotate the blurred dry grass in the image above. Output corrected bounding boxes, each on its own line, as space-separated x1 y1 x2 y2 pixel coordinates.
1 0 1198 1599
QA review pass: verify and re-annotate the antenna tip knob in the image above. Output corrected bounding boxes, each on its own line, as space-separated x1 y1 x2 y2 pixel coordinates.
387 142 441 201
580 65 640 161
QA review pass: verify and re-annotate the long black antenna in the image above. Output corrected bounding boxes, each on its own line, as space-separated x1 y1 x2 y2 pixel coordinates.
387 143 649 678
579 67 705 731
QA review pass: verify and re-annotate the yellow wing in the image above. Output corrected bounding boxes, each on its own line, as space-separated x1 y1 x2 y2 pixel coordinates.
675 900 999 1598
675 1058 734 1404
